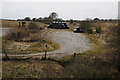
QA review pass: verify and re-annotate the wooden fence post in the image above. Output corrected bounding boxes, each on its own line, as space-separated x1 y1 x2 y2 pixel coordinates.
45 50 47 59
74 53 76 57
44 44 48 59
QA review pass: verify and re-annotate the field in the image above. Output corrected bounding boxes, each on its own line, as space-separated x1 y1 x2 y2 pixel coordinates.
2 20 119 78
1 20 47 28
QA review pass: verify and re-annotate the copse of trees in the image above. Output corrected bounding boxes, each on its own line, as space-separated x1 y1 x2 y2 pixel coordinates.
32 18 37 21
17 12 60 24
69 19 74 24
43 12 59 24
24 17 31 21
94 18 100 21
93 18 118 22
37 17 43 22
49 12 58 20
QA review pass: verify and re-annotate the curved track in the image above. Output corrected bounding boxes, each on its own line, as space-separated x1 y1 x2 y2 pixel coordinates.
3 30 92 59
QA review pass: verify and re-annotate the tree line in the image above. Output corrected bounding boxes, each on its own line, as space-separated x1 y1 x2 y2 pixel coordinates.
17 12 64 24
17 12 118 24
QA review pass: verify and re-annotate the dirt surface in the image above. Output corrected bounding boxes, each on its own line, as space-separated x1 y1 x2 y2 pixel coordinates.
3 30 92 59
47 30 92 58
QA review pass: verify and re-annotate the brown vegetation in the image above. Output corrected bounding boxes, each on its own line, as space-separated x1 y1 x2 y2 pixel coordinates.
2 21 119 78
2 20 59 55
1 20 47 28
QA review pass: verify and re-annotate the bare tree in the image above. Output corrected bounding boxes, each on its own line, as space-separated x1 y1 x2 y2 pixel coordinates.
49 12 58 20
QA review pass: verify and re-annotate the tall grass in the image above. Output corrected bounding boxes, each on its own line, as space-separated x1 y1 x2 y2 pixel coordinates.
1 20 47 28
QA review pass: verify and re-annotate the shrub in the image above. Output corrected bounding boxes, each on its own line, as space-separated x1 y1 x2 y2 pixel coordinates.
10 31 21 41
80 21 93 34
4 28 32 41
87 29 93 34
96 27 102 33
4 30 21 41
28 22 38 29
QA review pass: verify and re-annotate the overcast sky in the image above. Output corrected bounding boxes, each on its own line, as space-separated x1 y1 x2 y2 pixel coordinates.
1 2 118 20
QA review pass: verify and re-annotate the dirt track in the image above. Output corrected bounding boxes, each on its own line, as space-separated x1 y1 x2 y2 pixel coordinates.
4 30 92 59
46 30 92 58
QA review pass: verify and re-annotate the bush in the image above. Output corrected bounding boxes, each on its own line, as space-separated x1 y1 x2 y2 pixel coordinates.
4 30 22 41
87 29 93 34
42 18 53 24
28 22 38 29
12 31 21 41
4 28 32 41
24 17 31 21
96 27 102 33
80 21 93 34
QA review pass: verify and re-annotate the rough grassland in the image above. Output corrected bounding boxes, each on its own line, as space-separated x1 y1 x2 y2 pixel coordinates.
1 20 47 28
1 20 59 54
2 22 119 78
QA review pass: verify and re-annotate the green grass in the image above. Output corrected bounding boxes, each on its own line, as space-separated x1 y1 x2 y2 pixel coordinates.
84 34 106 54
3 40 60 54
24 42 59 53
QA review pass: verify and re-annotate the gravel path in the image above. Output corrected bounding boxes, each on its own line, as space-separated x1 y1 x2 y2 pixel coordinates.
46 30 92 58
3 30 92 59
